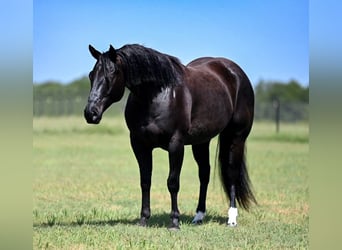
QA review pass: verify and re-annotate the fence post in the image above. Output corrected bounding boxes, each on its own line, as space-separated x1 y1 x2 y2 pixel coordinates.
273 98 280 133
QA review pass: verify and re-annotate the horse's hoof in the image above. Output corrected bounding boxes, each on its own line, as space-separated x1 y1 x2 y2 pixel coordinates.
192 220 203 225
227 221 237 227
168 225 180 231
138 217 148 227
192 211 205 225
227 207 238 227
168 218 180 230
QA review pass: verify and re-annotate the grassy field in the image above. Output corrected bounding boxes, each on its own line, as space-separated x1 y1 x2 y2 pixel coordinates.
33 116 308 249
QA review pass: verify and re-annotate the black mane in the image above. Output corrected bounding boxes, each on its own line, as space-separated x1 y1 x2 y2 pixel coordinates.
117 44 184 91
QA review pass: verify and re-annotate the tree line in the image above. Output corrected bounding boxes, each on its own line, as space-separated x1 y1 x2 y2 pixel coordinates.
33 77 308 121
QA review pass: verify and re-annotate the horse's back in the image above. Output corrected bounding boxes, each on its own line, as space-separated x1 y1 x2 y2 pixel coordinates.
187 57 251 89
187 56 254 109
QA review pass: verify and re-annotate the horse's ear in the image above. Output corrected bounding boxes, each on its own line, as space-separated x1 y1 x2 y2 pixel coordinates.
108 44 117 62
89 44 101 60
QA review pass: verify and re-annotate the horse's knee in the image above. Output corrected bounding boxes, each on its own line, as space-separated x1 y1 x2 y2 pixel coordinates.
199 166 210 185
140 182 151 192
167 177 180 193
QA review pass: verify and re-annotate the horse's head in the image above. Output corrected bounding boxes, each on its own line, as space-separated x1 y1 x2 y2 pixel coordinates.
84 44 125 124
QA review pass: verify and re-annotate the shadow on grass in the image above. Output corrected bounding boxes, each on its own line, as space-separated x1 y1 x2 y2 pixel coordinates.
33 212 226 229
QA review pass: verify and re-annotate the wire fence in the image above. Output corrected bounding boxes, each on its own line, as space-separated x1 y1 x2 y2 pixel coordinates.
33 95 126 117
254 101 308 122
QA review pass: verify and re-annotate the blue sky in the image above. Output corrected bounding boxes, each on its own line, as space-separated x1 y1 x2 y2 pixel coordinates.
34 0 308 86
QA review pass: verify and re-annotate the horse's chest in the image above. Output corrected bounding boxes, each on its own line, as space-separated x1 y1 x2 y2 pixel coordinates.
128 118 172 148
125 94 175 147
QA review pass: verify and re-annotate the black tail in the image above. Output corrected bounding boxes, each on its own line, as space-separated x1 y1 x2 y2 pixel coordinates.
217 136 257 210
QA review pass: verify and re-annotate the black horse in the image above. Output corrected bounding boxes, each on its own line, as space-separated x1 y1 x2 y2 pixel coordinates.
84 44 256 229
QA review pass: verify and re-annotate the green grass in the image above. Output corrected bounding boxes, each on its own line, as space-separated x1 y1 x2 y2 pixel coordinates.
33 116 309 249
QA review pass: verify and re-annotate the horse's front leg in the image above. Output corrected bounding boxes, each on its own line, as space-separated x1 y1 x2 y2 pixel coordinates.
167 133 184 230
191 141 210 224
130 135 153 227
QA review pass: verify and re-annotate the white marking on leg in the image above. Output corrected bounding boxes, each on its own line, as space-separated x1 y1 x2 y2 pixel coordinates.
192 211 206 224
227 207 238 227
172 89 176 99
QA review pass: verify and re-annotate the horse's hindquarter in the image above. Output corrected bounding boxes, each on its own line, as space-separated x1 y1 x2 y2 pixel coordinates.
184 58 237 144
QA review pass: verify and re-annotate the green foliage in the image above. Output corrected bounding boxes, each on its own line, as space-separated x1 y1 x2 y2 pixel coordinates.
33 76 128 117
33 77 89 116
255 79 309 103
254 80 309 122
33 77 89 99
33 117 308 249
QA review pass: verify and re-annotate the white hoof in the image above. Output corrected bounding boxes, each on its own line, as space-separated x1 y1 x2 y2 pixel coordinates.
192 211 206 224
227 207 238 227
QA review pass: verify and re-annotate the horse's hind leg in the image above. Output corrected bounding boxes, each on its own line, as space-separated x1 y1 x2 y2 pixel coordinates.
218 127 255 227
191 141 211 224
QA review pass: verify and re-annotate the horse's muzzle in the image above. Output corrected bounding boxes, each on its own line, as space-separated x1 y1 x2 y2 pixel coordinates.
84 105 102 124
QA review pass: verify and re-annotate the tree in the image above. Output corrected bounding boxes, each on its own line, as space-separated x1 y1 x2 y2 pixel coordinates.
254 80 309 103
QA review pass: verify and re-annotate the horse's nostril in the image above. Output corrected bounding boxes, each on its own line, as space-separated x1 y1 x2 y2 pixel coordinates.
91 108 99 117
84 105 101 124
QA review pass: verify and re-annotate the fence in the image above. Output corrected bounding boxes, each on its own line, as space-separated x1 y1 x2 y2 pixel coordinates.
254 101 308 122
33 94 127 117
